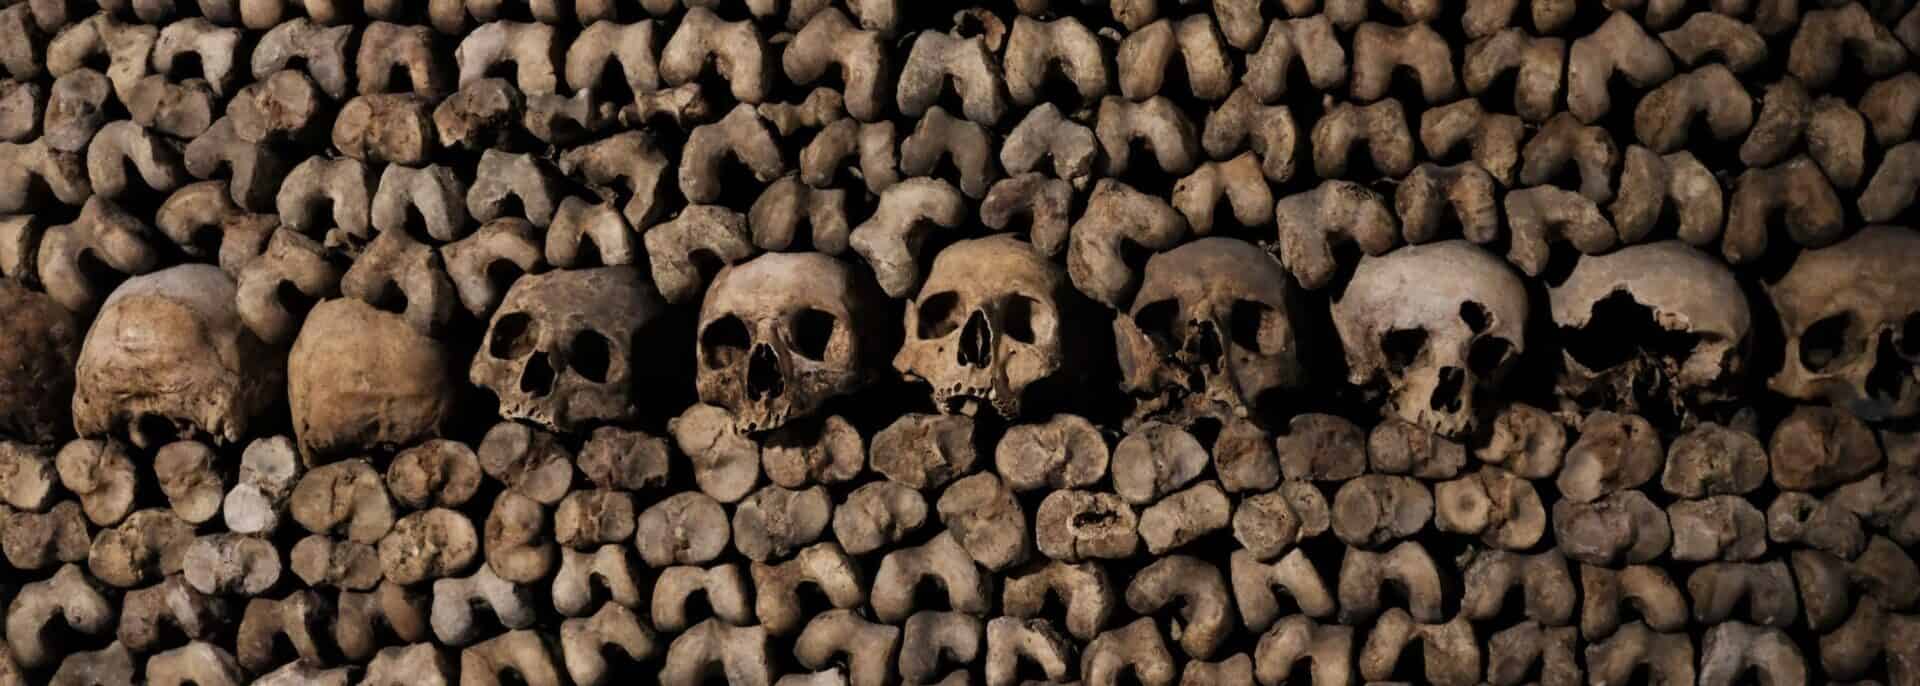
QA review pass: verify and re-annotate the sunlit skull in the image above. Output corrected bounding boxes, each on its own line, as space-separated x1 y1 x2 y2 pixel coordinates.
1769 226 1920 421
698 252 888 434
73 265 285 448
1550 241 1750 424
1113 237 1305 422
471 266 666 432
896 236 1084 418
1333 241 1527 437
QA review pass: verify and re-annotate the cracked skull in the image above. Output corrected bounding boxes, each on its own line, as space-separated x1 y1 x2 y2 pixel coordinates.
698 252 888 433
1114 237 1305 422
897 235 1084 418
1769 226 1920 421
1333 241 1527 438
471 266 666 432
73 264 284 448
1550 241 1751 424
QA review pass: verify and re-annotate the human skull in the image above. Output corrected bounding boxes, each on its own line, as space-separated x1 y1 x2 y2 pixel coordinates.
697 252 888 433
1550 241 1750 424
0 283 81 443
471 267 666 432
1333 241 1527 438
290 298 456 459
1769 226 1920 421
73 264 284 448
896 235 1084 418
1113 238 1306 422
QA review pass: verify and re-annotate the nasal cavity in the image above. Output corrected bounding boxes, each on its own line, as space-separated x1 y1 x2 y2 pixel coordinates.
519 352 555 397
959 310 992 368
748 344 784 400
1185 320 1224 372
1430 366 1466 412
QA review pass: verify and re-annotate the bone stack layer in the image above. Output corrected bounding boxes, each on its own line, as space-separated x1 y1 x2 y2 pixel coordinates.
1 0 1919 683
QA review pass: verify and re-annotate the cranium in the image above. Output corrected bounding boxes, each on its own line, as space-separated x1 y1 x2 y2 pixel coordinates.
0 284 81 444
1113 237 1305 422
697 252 887 433
1333 241 1526 437
1769 226 1920 421
1550 241 1750 425
896 235 1086 418
290 298 456 459
73 264 283 448
471 267 667 432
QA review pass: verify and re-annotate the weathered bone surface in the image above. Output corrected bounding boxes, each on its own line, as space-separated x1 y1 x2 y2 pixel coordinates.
0 1 1913 682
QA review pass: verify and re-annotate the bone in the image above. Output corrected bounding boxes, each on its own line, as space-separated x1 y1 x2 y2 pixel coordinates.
1435 467 1547 549
794 610 899 686
1687 561 1803 632
1558 411 1663 503
145 641 242 686
53 438 135 526
379 508 479 585
7 564 114 668
1582 622 1689 686
1369 419 1467 479
1339 540 1445 624
1082 617 1176 686
1486 620 1580 686
1252 615 1353 686
2 500 90 570
236 591 333 673
987 616 1074 685
652 563 753 633
667 404 763 503
460 629 564 686
830 481 926 555
182 533 279 596
1333 474 1433 547
1273 413 1367 482
223 435 301 536
1138 480 1229 555
1567 12 1674 123
88 508 192 588
644 204 751 303
749 542 864 637
1464 29 1565 122
1274 180 1397 291
1311 98 1414 180
1126 555 1233 659
659 619 772 686
872 531 990 622
432 563 537 646
227 70 323 145
48 641 133 686
749 175 849 255
361 644 451 686
1772 405 1883 490
290 459 394 544
1475 402 1566 478
1245 15 1345 101
635 492 730 567
1358 609 1480 686
1068 179 1189 308
936 472 1030 570
1669 495 1768 561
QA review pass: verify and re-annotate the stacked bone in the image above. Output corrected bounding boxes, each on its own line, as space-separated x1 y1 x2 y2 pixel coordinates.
1 0 1919 684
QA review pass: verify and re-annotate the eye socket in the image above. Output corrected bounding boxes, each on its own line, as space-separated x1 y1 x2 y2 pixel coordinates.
1459 301 1489 333
1230 300 1287 355
701 315 751 370
1381 328 1427 371
791 309 837 361
916 292 965 339
1800 313 1857 372
569 330 612 383
488 313 540 359
1001 295 1047 344
1898 312 1920 359
1134 299 1180 346
1469 336 1514 376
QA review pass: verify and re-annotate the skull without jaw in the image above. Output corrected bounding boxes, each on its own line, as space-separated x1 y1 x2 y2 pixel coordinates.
697 252 888 434
471 266 666 433
1333 241 1527 438
1769 226 1920 421
1550 241 1751 426
73 264 284 448
896 235 1084 418
1114 237 1306 423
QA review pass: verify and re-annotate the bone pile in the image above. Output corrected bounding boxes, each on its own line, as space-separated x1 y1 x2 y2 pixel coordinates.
3 0 1920 683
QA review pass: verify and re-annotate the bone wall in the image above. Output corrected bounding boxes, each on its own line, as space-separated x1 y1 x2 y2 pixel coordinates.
0 0 1917 684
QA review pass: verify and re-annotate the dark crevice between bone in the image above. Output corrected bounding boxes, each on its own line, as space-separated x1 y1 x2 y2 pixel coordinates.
1866 329 1911 406
1431 365 1466 412
792 308 837 361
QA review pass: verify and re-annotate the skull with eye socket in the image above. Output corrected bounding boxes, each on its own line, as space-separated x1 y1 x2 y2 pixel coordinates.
470 266 666 432
1333 241 1527 438
1550 241 1751 426
1112 237 1307 423
896 235 1087 418
697 252 889 433
1770 226 1920 421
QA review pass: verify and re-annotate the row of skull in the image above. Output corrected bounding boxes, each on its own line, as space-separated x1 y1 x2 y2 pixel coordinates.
28 224 1920 462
